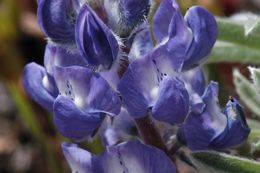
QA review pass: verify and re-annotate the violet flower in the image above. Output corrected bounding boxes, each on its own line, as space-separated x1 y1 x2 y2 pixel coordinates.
153 0 218 70
62 140 176 173
177 82 250 150
52 65 121 141
23 43 88 112
118 0 217 124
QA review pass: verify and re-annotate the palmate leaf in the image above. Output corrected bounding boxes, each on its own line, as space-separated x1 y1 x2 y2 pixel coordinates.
233 69 260 117
206 13 260 64
191 151 260 173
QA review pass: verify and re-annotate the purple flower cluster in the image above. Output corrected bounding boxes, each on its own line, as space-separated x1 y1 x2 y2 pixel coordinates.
23 0 250 172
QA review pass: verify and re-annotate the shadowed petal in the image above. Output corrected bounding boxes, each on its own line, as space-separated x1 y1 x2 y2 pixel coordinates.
118 55 158 118
62 142 96 173
37 0 80 42
95 140 176 173
152 77 189 124
54 95 104 141
183 6 218 68
22 62 56 112
53 66 121 116
75 3 119 68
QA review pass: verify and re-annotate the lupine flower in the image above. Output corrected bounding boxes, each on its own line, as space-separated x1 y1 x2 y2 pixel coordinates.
153 0 218 70
118 0 217 124
177 82 250 150
22 0 251 171
118 52 190 124
62 140 176 173
23 43 122 141
52 65 121 141
23 42 88 112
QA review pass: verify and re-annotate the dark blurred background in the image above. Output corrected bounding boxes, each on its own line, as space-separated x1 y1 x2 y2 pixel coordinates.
0 0 259 172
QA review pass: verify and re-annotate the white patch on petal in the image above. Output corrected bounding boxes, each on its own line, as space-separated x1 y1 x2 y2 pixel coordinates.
150 87 159 101
42 75 50 90
74 96 84 109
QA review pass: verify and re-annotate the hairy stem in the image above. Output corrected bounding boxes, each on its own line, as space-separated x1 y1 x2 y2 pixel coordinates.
169 140 182 156
135 115 168 153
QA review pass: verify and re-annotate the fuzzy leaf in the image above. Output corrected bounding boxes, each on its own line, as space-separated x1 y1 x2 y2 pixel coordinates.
249 67 260 90
206 41 260 64
206 14 260 64
191 151 260 173
233 69 260 117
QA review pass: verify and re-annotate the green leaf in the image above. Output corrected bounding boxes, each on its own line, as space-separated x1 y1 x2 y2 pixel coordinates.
248 67 260 90
247 119 260 142
191 151 260 173
233 69 260 117
206 14 260 64
206 41 260 64
216 15 260 49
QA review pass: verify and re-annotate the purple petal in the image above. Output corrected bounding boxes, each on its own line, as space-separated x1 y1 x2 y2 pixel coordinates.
96 140 176 173
118 55 158 118
104 0 150 36
22 62 56 112
179 82 227 150
62 142 96 173
118 50 181 118
44 43 88 74
37 0 80 42
99 68 120 91
53 95 104 141
153 0 178 43
210 98 250 149
128 22 153 62
53 66 121 116
183 6 218 68
75 3 119 68
152 77 189 124
162 6 193 71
